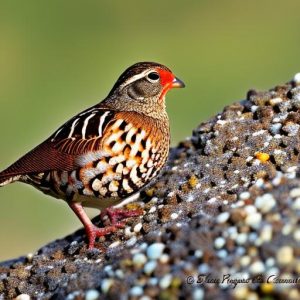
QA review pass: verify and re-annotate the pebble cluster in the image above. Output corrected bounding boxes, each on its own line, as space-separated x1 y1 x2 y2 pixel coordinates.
1 74 300 299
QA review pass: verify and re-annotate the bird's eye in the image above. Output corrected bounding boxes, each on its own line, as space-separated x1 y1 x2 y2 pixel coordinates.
147 72 160 82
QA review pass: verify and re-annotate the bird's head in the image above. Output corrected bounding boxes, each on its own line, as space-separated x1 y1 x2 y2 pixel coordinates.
104 62 185 117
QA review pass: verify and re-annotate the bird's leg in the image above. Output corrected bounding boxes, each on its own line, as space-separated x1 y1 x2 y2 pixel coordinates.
101 207 143 228
69 202 117 249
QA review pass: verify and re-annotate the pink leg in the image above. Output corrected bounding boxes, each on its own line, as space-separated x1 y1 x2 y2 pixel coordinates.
69 202 117 249
101 207 143 227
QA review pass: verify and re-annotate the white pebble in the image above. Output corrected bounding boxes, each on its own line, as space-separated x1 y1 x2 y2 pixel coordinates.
287 166 297 173
159 274 172 289
149 206 157 213
294 72 300 83
125 226 133 237
270 123 282 135
171 212 179 220
194 250 203 258
255 194 276 213
240 255 251 267
217 249 228 259
277 246 294 265
269 97 282 105
260 225 272 242
292 198 300 210
294 229 300 241
130 286 143 296
216 211 230 223
134 223 143 233
101 279 114 293
236 233 247 245
85 289 100 300
245 212 262 229
244 205 257 214
109 241 121 248
282 224 293 235
160 254 169 264
253 130 266 136
193 288 204 300
144 260 157 275
249 261 265 274
140 296 151 300
16 295 31 300
214 237 226 249
133 253 147 267
126 236 137 247
115 269 124 279
146 243 165 260
290 188 300 198
266 257 275 267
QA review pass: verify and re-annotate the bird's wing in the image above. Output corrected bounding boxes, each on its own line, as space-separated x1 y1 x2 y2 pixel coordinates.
0 107 116 181
50 107 115 155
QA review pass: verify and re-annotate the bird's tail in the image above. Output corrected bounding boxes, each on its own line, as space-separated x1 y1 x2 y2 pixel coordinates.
0 170 21 187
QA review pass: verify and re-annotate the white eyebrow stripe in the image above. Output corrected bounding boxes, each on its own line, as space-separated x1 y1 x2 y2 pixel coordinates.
119 69 156 88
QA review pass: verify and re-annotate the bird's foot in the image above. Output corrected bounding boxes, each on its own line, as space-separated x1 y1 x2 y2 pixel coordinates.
101 207 143 227
86 224 118 249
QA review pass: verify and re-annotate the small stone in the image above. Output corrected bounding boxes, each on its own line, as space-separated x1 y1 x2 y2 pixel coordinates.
255 194 276 213
240 256 251 267
277 246 294 265
171 212 179 220
260 225 272 242
159 254 169 264
236 233 247 245
255 152 270 162
146 243 165 260
16 295 31 300
292 198 300 210
130 286 143 296
144 260 157 275
85 289 100 300
101 279 114 294
269 97 282 105
249 261 265 274
109 241 121 248
126 236 137 247
133 223 143 233
159 274 172 289
133 253 147 267
216 212 230 223
290 188 300 198
245 212 262 229
293 72 300 83
293 229 300 241
214 237 226 249
192 288 204 300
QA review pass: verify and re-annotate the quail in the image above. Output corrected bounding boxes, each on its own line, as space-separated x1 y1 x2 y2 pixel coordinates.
0 62 185 249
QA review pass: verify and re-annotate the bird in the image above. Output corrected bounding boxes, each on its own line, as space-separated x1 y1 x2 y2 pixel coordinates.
0 62 185 249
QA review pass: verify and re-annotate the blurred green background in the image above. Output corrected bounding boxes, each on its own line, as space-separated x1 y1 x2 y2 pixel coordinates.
1 0 300 261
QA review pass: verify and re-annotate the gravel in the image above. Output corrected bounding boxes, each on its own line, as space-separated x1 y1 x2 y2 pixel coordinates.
1 75 300 299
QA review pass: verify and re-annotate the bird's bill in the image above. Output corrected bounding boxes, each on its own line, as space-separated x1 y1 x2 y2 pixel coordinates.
171 77 185 88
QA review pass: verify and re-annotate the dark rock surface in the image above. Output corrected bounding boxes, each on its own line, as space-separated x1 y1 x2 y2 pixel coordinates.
1 75 300 299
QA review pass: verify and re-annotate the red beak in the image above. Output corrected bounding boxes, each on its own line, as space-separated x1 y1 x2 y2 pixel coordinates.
171 77 185 88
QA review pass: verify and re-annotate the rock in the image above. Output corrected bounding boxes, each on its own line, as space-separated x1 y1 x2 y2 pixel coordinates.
1 74 300 299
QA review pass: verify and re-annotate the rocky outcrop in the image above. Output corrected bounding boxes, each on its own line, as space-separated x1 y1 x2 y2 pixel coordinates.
1 75 300 300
